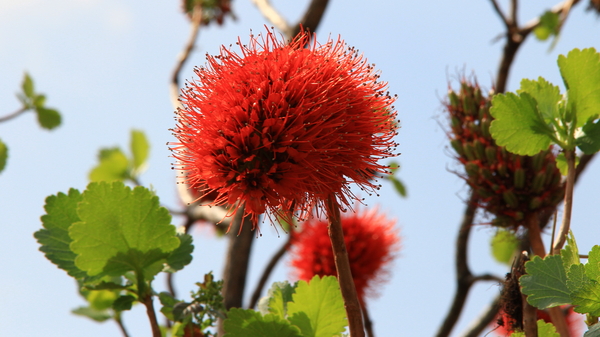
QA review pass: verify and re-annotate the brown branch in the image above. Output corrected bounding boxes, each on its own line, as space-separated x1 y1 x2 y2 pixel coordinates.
142 294 162 337
435 191 478 337
248 230 293 309
489 0 510 29
363 302 375 337
0 107 28 123
462 295 502 337
115 312 131 337
289 0 330 38
326 194 365 337
217 208 255 335
252 0 330 39
170 5 203 110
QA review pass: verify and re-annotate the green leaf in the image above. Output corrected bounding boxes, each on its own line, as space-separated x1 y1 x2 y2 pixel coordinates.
490 92 553 155
587 246 600 282
510 319 560 337
520 255 571 309
561 231 580 271
0 138 7 174
570 278 600 315
287 275 347 337
89 148 129 182
223 308 303 337
72 306 112 322
577 119 600 154
112 295 136 311
164 233 194 272
491 229 519 265
36 107 61 130
518 78 562 123
261 281 296 317
22 72 34 98
34 189 87 278
584 322 600 337
389 176 407 197
69 182 180 277
33 94 46 108
558 48 600 127
555 152 580 176
86 289 118 310
567 264 592 303
534 11 559 41
130 129 150 174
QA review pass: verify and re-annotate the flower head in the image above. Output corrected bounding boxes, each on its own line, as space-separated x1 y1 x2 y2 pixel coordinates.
288 207 400 303
493 306 583 336
445 79 563 228
171 28 398 230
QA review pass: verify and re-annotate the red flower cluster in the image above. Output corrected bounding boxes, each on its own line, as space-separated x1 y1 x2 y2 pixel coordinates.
493 306 583 336
171 28 398 230
288 207 400 303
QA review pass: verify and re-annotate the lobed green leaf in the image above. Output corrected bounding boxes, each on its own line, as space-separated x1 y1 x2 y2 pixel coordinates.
223 308 303 337
490 92 553 155
89 148 129 182
520 255 571 309
69 182 180 277
34 189 87 278
164 233 194 272
558 48 600 128
576 119 600 154
287 275 346 337
518 78 561 123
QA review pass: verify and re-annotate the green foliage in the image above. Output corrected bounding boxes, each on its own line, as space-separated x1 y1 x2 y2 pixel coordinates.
490 48 600 160
0 138 7 174
16 72 62 130
534 11 560 41
69 182 180 278
557 48 600 128
491 229 519 265
556 152 581 176
490 92 553 155
520 254 571 308
89 129 151 183
510 319 560 337
72 306 113 322
287 276 347 337
34 189 87 278
160 272 224 336
224 276 347 337
386 161 407 197
130 129 150 174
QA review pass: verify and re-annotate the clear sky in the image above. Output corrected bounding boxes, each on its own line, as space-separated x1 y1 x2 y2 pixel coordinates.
1 0 599 336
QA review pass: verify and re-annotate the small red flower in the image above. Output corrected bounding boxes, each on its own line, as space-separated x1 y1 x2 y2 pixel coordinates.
171 28 398 230
288 207 400 303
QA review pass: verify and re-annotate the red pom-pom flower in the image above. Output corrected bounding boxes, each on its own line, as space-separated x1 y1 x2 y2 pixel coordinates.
170 28 398 230
288 207 400 304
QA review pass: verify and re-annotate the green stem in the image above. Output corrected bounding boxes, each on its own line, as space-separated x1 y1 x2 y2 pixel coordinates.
552 149 576 254
326 195 365 337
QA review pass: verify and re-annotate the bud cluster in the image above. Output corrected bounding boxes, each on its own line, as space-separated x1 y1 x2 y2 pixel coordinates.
446 80 563 228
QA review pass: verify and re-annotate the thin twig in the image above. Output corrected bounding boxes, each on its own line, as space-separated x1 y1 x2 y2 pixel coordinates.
462 295 501 337
170 5 203 110
326 194 365 337
248 231 293 309
435 191 478 337
0 107 28 123
363 302 375 337
509 0 518 26
489 0 510 29
289 0 330 38
115 312 131 337
251 0 292 37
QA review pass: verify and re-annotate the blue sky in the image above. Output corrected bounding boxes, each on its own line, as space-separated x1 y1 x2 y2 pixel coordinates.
1 0 599 336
